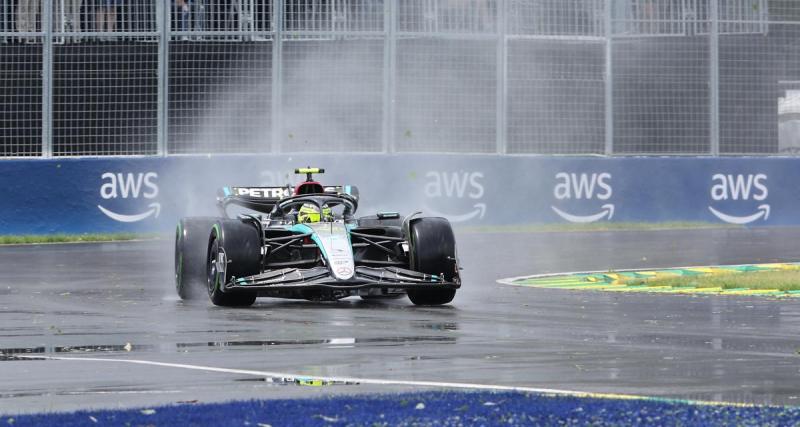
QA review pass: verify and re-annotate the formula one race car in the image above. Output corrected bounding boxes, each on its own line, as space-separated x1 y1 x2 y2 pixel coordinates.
175 168 460 307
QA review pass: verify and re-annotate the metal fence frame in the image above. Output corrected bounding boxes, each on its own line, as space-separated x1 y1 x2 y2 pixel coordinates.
0 0 784 157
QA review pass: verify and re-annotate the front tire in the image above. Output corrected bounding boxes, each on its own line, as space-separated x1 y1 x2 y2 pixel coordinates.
207 220 260 307
175 217 216 300
407 217 459 306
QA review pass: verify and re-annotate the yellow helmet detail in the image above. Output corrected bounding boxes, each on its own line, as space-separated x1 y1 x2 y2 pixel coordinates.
298 204 332 223
298 204 320 223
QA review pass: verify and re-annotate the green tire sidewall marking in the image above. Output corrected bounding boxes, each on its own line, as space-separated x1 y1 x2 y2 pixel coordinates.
212 223 222 292
175 223 183 286
505 263 800 297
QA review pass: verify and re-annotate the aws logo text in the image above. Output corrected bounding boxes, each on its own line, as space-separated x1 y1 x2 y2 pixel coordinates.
98 172 161 223
708 174 769 224
423 171 485 222
551 172 614 223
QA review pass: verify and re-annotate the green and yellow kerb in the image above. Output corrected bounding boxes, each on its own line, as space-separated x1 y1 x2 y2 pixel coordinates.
509 263 800 296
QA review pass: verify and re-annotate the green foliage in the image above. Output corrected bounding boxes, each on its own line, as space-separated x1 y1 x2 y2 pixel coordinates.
460 222 739 234
0 233 157 245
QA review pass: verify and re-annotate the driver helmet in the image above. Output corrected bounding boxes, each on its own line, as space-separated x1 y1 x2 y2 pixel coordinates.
298 203 332 223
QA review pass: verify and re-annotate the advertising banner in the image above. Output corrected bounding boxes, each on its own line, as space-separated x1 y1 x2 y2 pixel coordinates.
1 155 798 234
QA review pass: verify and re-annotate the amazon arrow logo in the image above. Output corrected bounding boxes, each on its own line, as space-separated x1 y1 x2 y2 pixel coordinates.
98 203 161 223
708 173 770 225
552 204 614 223
551 172 614 223
708 205 769 225
98 172 161 223
423 203 486 223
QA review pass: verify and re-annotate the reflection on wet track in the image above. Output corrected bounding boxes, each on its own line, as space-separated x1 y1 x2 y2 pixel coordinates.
1 228 800 414
0 336 456 359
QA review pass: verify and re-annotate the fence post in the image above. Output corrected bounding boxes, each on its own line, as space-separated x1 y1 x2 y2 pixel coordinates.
271 0 284 154
382 0 396 153
496 0 507 155
157 0 170 156
41 0 53 158
709 0 720 156
604 0 613 156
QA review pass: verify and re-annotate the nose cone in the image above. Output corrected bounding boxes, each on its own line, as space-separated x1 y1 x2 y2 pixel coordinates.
307 223 355 280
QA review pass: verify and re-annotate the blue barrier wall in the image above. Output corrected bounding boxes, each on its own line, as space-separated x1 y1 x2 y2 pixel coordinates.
1 155 798 234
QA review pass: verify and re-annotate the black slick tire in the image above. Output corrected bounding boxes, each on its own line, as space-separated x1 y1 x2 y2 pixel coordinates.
407 217 458 306
175 217 216 300
207 219 260 307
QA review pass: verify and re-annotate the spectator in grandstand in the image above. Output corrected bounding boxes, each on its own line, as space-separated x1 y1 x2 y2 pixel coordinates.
96 0 122 35
176 0 190 32
16 0 39 42
0 1 10 43
194 0 206 33
175 0 207 35
638 0 658 33
0 2 8 37
475 0 492 32
56 0 84 40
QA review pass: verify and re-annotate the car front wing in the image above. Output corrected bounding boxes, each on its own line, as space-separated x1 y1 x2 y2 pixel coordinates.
224 266 460 292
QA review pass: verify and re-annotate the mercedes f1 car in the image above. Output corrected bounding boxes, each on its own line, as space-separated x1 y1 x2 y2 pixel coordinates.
175 168 460 306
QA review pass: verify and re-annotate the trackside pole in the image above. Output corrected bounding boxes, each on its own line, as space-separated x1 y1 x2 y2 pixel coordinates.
271 0 284 154
496 1 507 155
42 1 53 158
604 0 613 156
157 0 169 156
709 0 720 156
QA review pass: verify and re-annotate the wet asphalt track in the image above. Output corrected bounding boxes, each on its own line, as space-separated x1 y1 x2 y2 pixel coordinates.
1 228 800 414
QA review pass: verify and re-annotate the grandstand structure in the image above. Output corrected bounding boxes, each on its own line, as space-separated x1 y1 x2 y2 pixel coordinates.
1 0 798 156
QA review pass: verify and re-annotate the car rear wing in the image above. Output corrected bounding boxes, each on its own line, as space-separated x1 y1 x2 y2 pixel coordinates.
217 185 359 217
217 186 290 216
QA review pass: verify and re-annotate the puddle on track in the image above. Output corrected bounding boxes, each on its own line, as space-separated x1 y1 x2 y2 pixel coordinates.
0 335 457 360
235 377 359 387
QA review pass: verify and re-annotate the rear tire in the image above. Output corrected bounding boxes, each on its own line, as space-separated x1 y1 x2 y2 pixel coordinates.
175 217 216 300
407 217 458 306
207 219 260 307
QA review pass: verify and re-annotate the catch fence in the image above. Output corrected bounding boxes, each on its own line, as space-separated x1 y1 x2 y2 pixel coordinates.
0 0 798 156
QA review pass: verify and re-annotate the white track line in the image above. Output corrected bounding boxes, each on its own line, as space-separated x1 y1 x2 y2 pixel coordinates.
16 354 642 401
16 354 758 407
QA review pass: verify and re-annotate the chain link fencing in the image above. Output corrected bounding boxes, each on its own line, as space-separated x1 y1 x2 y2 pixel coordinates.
0 0 798 157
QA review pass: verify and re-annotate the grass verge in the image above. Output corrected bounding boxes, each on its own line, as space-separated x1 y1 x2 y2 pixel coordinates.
460 222 740 234
0 233 159 245
624 270 800 292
